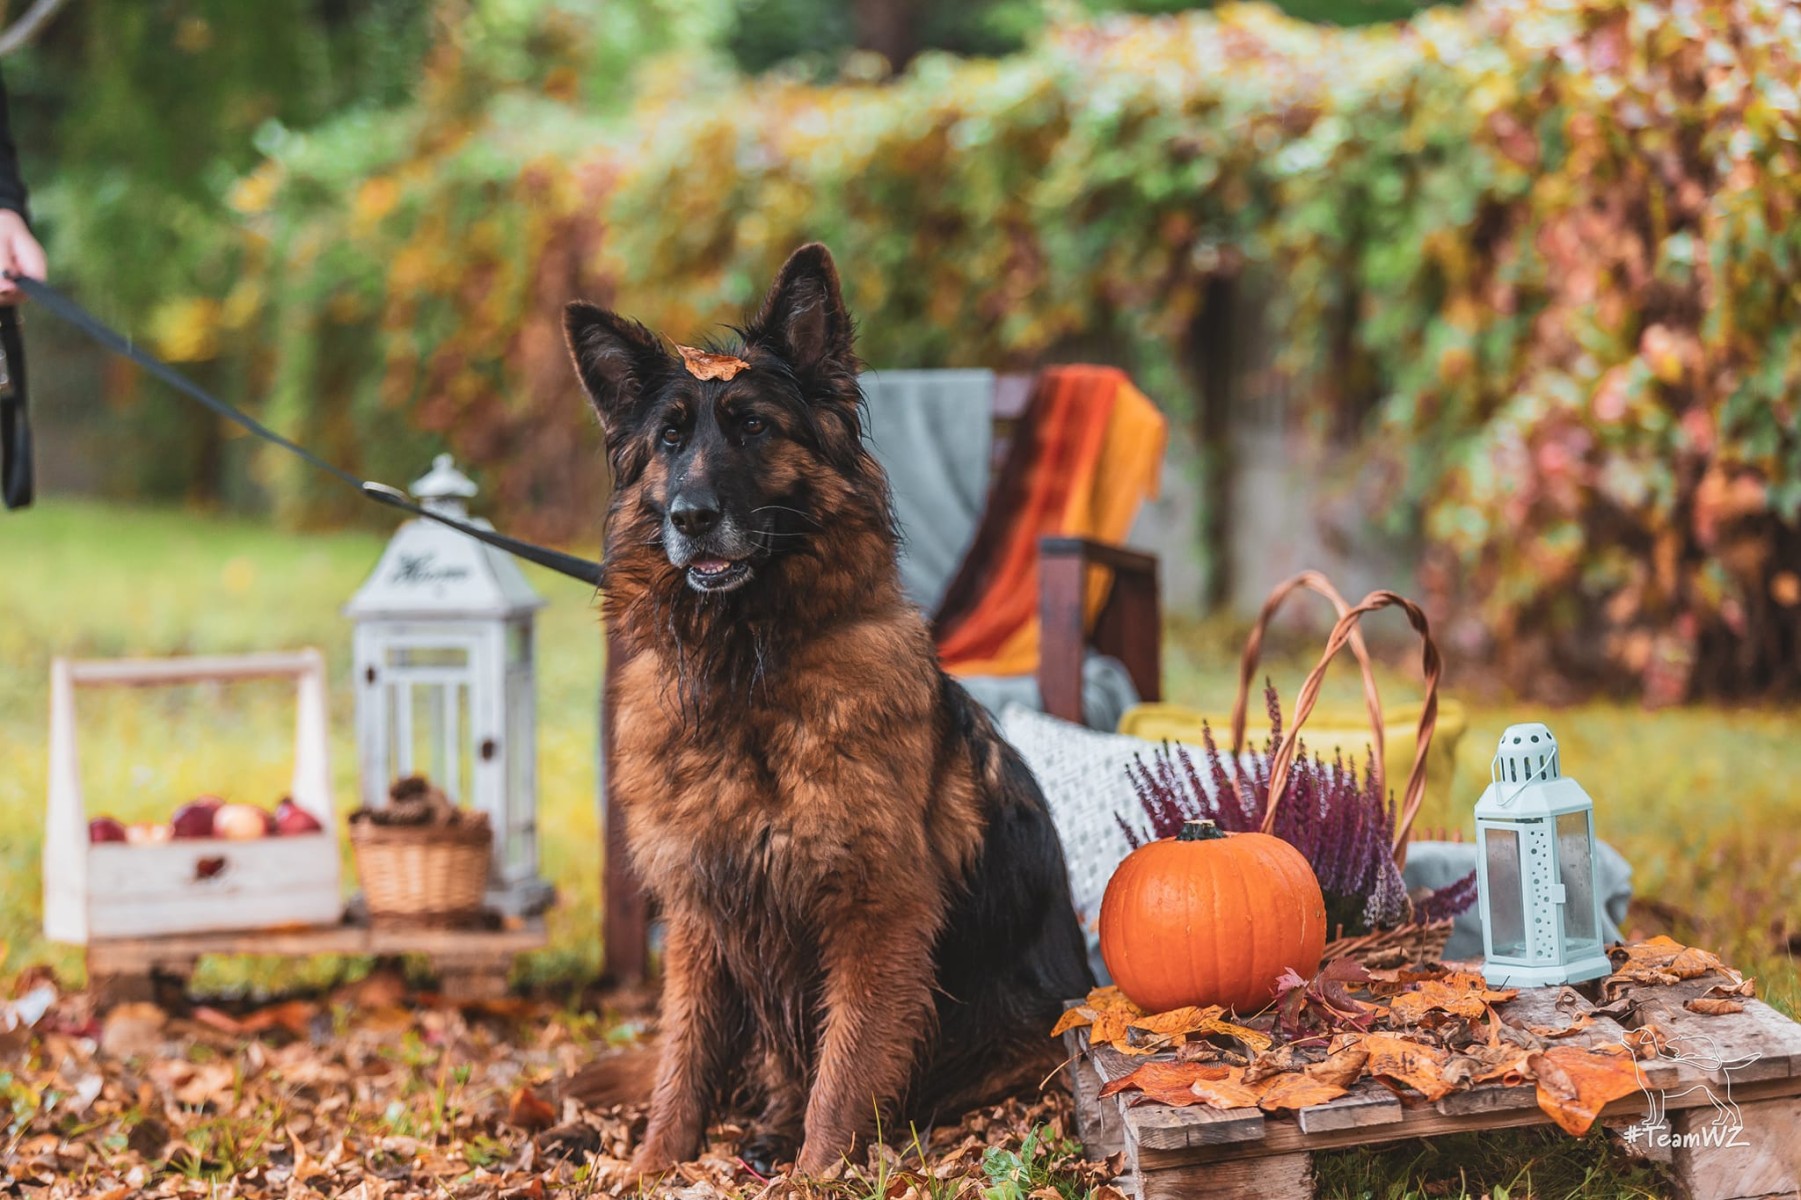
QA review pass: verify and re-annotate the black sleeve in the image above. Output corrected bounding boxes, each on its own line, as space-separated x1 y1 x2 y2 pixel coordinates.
0 66 30 224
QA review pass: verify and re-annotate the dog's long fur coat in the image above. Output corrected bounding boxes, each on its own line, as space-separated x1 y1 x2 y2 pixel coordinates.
564 244 1093 1177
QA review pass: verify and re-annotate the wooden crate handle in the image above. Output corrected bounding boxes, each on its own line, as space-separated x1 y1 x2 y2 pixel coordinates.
1230 570 1386 802
1258 591 1442 868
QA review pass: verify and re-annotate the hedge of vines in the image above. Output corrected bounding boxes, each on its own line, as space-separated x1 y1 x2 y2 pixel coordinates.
218 0 1801 699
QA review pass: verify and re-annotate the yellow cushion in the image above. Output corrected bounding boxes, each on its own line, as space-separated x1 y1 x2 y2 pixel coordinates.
1117 699 1468 812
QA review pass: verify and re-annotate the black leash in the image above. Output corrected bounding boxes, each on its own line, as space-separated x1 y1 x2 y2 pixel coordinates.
0 304 29 510
2 273 603 587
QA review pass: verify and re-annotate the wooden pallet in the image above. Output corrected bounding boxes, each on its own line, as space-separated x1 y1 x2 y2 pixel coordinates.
1064 978 1801 1200
86 918 547 1007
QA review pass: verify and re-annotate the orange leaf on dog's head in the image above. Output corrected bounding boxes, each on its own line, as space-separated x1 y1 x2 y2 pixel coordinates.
677 344 750 381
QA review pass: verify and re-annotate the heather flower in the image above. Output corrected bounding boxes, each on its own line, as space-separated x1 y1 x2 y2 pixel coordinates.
1120 683 1476 937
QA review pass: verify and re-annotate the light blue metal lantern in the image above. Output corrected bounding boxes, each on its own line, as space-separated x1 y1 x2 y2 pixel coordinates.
1474 722 1611 988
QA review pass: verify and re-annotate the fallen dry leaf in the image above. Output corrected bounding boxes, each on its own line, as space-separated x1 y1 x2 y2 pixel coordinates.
1255 1072 1348 1111
507 1084 559 1131
1098 1060 1231 1105
1602 936 1753 1001
676 344 751 381
99 1002 166 1059
1529 1045 1644 1136
1056 988 1268 1056
1306 1041 1371 1089
1528 1012 1595 1040
1389 973 1518 1025
1362 1034 1457 1101
1683 997 1745 1016
1184 1068 1265 1110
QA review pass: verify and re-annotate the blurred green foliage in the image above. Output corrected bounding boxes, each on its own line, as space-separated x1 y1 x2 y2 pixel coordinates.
206 0 1801 700
11 0 434 502
9 0 1799 702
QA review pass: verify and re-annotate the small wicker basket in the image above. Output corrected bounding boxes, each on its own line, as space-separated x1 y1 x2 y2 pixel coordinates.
349 819 491 929
1236 574 1453 969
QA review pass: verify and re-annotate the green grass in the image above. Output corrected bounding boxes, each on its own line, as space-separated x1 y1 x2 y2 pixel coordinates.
2 498 1797 1198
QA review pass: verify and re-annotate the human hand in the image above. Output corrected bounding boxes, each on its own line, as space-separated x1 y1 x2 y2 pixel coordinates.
0 208 45 303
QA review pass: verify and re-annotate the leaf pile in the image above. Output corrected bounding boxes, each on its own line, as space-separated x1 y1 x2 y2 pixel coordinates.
0 970 1109 1199
1057 939 1757 1138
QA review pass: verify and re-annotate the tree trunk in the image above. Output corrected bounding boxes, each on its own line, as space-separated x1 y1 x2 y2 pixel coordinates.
853 0 919 72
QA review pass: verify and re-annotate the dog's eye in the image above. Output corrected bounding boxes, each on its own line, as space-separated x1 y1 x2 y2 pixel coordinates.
740 415 766 436
660 425 682 447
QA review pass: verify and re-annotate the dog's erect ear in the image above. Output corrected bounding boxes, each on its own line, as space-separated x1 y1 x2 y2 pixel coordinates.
564 302 672 429
744 243 854 377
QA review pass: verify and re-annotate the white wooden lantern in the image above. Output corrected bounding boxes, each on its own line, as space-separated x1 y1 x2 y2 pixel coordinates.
43 650 342 942
345 454 553 917
1474 722 1611 988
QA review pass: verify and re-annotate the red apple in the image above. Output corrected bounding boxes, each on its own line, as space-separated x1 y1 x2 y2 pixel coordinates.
214 803 271 841
171 795 224 839
88 817 127 844
272 797 323 835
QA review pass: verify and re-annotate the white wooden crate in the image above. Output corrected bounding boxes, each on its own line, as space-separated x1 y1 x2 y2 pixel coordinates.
42 650 344 942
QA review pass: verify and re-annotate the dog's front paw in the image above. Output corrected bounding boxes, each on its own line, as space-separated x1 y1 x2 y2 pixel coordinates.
793 1139 853 1178
738 1129 797 1179
629 1142 681 1182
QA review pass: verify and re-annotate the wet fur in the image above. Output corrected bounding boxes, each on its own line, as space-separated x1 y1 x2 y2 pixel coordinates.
565 244 1093 1177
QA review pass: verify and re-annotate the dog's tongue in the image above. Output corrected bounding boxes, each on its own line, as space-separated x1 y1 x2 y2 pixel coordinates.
691 557 732 574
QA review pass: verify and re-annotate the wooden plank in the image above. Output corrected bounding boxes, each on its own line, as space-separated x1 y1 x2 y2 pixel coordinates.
66 650 324 686
1064 1029 1126 1160
1140 1151 1311 1200
1126 1101 1266 1156
1133 1075 1801 1170
1672 1097 1801 1200
88 919 546 973
1498 985 1628 1047
1087 1042 1141 1085
1615 980 1801 1086
1435 1080 1542 1117
1296 1079 1404 1134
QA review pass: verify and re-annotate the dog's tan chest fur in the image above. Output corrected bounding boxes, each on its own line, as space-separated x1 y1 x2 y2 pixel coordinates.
611 613 986 918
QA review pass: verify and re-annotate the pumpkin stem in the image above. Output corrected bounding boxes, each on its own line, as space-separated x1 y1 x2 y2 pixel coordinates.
1177 819 1225 842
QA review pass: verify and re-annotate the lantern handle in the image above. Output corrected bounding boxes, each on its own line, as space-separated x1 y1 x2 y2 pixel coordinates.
1229 570 1386 803
1490 746 1558 807
1259 590 1441 870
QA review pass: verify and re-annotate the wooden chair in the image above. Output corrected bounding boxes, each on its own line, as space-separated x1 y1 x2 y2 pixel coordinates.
599 372 1162 982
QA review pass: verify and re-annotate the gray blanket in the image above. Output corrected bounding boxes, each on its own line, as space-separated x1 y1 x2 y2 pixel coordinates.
859 369 993 617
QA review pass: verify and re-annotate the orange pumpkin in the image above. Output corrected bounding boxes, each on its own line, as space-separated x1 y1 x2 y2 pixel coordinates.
1099 818 1327 1013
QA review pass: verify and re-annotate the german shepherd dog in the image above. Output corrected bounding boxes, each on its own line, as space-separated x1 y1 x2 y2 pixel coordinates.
563 244 1093 1178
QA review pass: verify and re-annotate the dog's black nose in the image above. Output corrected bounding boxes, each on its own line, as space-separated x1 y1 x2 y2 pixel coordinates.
669 495 721 536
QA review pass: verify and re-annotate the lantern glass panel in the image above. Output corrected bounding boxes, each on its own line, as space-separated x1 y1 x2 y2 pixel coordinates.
1484 826 1528 958
1556 811 1599 949
379 642 474 804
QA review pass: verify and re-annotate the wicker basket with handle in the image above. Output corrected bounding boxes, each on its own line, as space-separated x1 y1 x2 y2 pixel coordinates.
350 817 491 929
1233 577 1453 967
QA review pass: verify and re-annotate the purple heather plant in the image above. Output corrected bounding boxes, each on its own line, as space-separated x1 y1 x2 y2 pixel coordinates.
1119 683 1477 938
